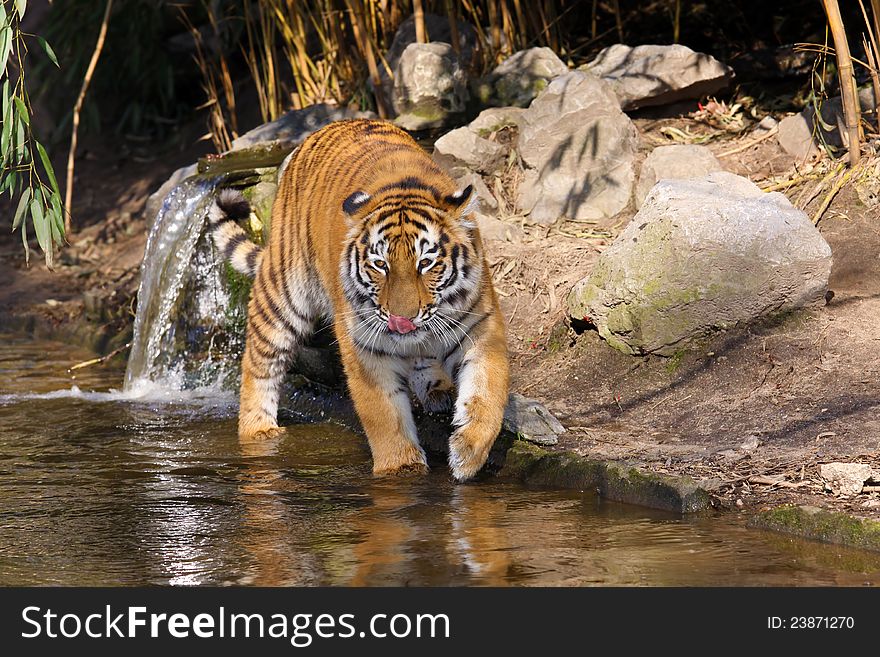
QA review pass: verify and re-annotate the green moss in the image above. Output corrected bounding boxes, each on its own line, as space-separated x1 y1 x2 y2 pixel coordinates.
198 143 294 176
545 320 570 354
223 262 253 333
749 505 880 552
665 349 685 373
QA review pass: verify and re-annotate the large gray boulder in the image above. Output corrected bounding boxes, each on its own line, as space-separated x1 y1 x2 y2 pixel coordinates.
584 44 734 111
231 103 373 150
567 172 832 355
393 42 468 130
475 47 569 107
635 144 724 208
517 71 639 224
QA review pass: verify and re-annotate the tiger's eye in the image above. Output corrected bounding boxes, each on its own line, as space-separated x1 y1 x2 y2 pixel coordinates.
419 258 433 271
373 260 387 270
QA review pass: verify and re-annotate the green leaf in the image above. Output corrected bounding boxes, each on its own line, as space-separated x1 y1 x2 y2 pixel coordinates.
21 210 30 267
31 186 50 253
0 86 11 162
12 187 30 231
13 96 28 127
35 141 58 195
0 5 11 75
14 118 24 160
50 191 65 242
36 36 59 68
15 0 27 21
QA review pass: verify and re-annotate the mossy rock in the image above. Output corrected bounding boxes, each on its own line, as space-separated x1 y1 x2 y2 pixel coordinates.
749 505 880 552
499 441 713 513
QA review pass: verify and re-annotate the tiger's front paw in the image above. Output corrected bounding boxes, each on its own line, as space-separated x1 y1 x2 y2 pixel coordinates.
448 427 493 482
372 442 429 477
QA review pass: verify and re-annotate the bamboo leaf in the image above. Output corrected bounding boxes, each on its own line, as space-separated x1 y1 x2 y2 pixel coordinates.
49 204 62 244
50 191 64 242
15 0 26 20
12 187 30 231
35 141 59 195
36 36 59 68
0 9 12 76
31 187 50 253
13 96 28 126
21 211 30 267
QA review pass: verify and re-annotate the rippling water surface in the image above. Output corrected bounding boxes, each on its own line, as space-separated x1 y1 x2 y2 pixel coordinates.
0 334 877 586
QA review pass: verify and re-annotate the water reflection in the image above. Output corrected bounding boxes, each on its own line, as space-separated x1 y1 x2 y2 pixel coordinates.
0 334 879 586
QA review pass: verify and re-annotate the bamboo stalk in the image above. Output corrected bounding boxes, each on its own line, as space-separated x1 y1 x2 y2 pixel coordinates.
860 0 880 127
65 0 113 233
346 0 390 118
863 34 880 129
413 0 426 43
822 0 861 167
445 0 461 58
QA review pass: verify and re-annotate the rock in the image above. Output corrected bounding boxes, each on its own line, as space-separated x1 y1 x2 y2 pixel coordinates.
567 171 833 355
635 144 724 208
385 13 479 74
583 43 734 111
467 106 524 135
777 87 875 160
820 462 873 496
433 107 523 177
393 42 468 130
231 103 373 150
516 71 639 224
433 126 506 176
502 393 565 446
476 213 523 243
739 435 762 453
475 47 569 107
376 13 478 115
454 172 497 212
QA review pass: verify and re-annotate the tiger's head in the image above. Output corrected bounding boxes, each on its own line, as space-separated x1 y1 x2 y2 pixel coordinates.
340 180 481 350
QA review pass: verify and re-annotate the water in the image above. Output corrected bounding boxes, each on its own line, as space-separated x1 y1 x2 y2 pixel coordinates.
1 334 879 586
124 175 241 391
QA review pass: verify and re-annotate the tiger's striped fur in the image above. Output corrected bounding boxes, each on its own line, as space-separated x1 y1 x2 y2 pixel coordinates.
207 119 509 481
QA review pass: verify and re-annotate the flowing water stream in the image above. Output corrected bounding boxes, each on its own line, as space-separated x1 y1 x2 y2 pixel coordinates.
1 333 878 586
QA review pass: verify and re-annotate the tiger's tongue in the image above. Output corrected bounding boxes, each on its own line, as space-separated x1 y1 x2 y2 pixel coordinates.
388 314 417 334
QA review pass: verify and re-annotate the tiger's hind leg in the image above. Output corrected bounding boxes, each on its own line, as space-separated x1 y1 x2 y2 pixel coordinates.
238 270 313 439
409 357 455 414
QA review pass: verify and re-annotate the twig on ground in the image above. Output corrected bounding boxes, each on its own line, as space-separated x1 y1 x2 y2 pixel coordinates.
813 164 858 224
717 125 779 158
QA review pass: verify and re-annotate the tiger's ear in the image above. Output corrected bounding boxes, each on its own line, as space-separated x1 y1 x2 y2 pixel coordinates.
342 191 371 220
444 185 478 227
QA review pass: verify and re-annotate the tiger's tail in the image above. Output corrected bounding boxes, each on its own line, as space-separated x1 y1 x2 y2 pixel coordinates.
207 189 263 277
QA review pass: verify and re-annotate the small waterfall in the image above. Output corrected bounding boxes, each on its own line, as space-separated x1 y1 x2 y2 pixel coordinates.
124 176 245 392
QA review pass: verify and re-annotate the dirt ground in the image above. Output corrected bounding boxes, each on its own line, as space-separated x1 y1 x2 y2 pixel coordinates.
494 112 880 521
1 107 879 522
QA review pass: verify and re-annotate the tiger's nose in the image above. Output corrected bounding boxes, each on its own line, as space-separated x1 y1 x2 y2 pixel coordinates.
387 314 417 334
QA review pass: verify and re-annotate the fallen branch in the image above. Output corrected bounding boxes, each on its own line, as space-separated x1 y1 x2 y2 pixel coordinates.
68 341 131 372
812 164 858 224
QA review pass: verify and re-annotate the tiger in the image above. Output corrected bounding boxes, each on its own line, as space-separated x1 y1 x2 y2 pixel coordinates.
207 119 509 481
